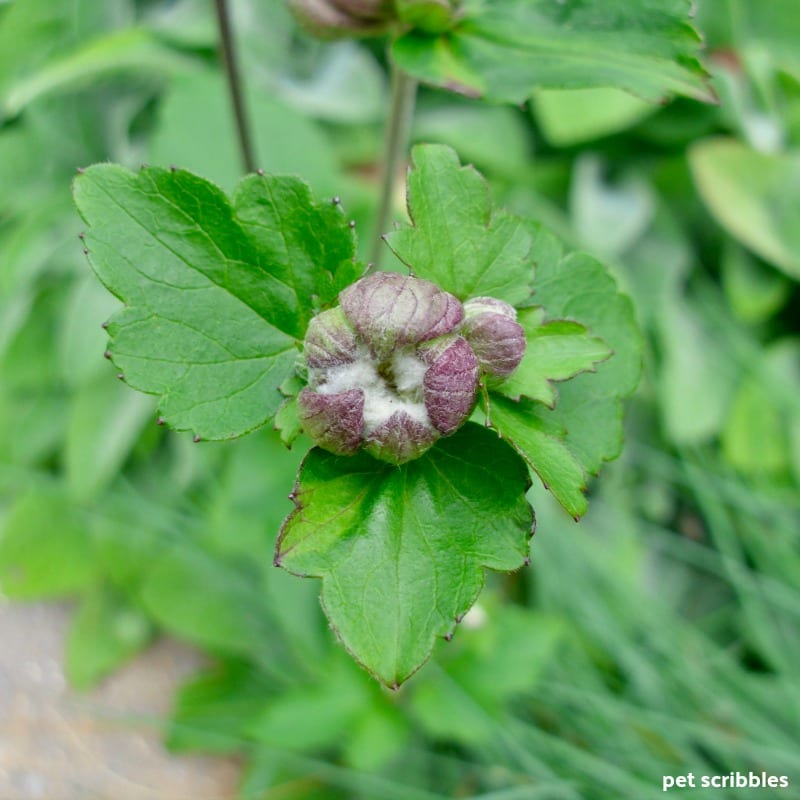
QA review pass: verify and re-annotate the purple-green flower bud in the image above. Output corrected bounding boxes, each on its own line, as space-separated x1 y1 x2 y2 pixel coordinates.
287 0 392 38
297 387 364 455
298 276 517 464
303 306 359 369
365 411 439 465
330 0 393 20
339 272 463 361
420 336 479 434
462 297 526 379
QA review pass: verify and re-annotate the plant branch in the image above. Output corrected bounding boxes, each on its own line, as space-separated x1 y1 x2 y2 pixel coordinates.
214 0 256 174
370 63 418 269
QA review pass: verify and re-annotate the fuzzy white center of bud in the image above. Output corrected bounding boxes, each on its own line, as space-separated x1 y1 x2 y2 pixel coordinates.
312 345 432 436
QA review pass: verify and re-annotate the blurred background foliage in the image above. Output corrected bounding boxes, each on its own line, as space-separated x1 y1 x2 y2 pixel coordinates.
0 0 799 798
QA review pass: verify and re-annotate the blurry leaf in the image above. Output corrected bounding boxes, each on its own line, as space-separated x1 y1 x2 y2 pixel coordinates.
621 209 694 328
722 339 800 479
1 27 197 120
150 71 341 194
247 658 369 750
413 102 532 177
203 431 304 559
734 0 800 76
66 584 153 690
411 606 564 744
658 296 734 444
722 376 788 476
140 545 273 656
497 309 612 408
65 374 156 501
0 391 67 467
534 87 656 147
73 164 360 439
57 274 121 388
342 705 409 771
0 491 96 599
90 507 163 592
690 138 800 279
570 154 656 257
274 41 386 124
722 245 791 324
392 0 712 104
386 144 533 305
276 424 533 686
168 660 273 753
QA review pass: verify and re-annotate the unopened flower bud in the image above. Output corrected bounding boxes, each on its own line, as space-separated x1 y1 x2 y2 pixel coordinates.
330 0 393 20
339 272 463 361
297 387 364 455
365 410 438 465
462 297 526 379
420 336 479 434
288 0 392 38
303 307 359 369
298 276 517 464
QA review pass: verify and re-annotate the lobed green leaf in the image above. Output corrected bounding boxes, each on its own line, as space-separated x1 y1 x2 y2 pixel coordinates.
497 307 612 407
73 164 359 440
385 144 533 305
276 423 533 687
391 0 713 105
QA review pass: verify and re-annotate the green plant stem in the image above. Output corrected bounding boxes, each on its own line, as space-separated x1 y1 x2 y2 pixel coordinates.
370 63 418 269
213 0 256 174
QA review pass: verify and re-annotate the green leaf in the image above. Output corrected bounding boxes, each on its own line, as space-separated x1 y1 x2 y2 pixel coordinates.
488 250 642 515
497 308 612 407
0 491 96 599
276 423 533 687
66 584 153 690
385 144 533 305
73 164 358 440
689 138 800 280
487 395 587 520
529 251 642 476
391 0 712 105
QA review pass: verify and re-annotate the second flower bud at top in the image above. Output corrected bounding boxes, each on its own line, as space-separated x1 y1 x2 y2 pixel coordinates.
297 273 525 464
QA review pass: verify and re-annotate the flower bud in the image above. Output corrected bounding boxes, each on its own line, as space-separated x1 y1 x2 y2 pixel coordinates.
339 272 463 361
462 297 526 379
303 306 359 369
297 387 364 455
420 336 479 434
330 0 393 20
287 0 392 38
298 276 517 464
365 410 438 465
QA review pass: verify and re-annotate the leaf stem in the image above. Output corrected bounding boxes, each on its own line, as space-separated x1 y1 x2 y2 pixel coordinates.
370 62 418 269
213 0 256 174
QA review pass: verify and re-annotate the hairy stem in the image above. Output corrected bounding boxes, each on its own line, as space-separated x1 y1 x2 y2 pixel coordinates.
370 63 418 269
214 0 256 174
